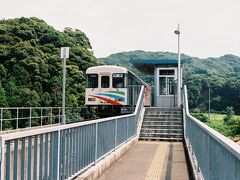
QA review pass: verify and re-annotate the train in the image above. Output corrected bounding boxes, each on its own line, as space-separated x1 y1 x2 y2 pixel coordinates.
85 65 151 116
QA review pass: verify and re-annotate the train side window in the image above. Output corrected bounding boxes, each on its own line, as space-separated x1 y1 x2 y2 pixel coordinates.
113 73 125 88
101 76 110 88
87 74 98 88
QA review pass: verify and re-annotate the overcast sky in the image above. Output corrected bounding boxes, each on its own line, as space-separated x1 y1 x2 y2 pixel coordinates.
1 0 240 58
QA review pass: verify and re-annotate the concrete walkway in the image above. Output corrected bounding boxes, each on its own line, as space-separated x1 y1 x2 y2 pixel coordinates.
98 141 190 180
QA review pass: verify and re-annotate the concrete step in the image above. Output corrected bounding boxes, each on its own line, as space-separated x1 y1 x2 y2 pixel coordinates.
139 136 183 141
143 120 182 123
142 121 182 125
140 107 183 142
144 117 183 121
140 128 183 133
141 124 183 129
145 114 182 118
140 132 183 137
145 112 182 114
145 107 182 111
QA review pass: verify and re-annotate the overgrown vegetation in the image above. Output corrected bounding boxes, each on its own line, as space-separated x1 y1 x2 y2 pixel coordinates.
0 17 100 128
0 17 100 108
191 107 240 137
191 113 208 122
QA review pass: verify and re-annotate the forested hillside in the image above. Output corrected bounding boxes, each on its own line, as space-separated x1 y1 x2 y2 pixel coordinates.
100 50 240 114
0 17 100 108
1 17 239 115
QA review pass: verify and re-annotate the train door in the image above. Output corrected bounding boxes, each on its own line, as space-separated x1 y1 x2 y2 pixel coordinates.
112 73 127 106
99 74 111 105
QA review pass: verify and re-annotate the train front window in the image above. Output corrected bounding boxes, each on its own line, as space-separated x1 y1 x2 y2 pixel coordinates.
113 73 125 88
87 74 98 88
101 76 110 88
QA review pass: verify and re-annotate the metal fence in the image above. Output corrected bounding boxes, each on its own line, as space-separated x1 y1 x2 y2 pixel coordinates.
183 85 240 180
0 85 145 180
0 107 95 131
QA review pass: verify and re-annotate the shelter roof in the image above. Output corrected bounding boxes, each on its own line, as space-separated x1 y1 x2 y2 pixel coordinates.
129 59 183 74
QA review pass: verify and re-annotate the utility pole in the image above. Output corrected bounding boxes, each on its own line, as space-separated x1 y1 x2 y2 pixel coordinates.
174 24 181 107
209 85 211 121
61 47 69 125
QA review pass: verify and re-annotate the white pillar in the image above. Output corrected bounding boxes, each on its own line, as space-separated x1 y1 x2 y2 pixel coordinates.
175 24 181 107
62 57 66 124
61 47 69 124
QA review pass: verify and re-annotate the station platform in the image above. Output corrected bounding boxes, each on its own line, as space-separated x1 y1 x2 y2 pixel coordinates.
98 141 190 180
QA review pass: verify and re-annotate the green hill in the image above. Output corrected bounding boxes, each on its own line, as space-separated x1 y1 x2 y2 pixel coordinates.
0 17 100 108
100 50 240 114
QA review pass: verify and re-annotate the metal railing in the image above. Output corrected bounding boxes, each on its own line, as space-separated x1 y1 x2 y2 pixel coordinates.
0 85 145 180
183 85 240 180
0 107 94 132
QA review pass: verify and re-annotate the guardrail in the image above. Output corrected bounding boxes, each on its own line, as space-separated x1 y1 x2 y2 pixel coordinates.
183 85 240 180
0 85 145 180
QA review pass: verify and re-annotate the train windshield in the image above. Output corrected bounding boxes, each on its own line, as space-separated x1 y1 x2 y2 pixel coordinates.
113 73 125 88
101 76 110 88
87 74 98 88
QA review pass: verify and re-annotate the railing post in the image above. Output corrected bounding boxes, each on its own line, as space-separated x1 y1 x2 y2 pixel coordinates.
0 108 3 131
0 137 4 180
57 130 61 180
59 107 61 124
41 107 43 126
114 119 117 149
126 117 129 139
132 86 135 112
16 108 19 129
50 107 53 125
95 122 98 165
29 107 32 127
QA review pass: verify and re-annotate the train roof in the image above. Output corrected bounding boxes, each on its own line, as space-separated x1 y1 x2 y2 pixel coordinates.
86 65 128 74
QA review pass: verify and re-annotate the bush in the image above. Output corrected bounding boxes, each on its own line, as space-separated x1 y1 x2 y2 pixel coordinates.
225 117 240 136
224 106 235 122
192 113 208 122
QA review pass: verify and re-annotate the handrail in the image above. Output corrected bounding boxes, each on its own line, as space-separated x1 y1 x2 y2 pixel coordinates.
0 86 144 141
0 85 145 180
183 85 240 180
183 86 240 159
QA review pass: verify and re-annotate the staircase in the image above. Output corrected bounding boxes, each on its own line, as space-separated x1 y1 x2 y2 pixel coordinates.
139 107 183 141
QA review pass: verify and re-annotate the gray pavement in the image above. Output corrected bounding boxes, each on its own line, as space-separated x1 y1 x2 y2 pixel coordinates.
98 141 190 180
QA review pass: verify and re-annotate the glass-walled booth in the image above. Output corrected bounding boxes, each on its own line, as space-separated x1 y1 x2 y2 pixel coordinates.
129 59 183 107
154 66 180 107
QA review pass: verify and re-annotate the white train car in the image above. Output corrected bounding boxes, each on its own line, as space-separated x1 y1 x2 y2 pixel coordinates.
85 65 151 116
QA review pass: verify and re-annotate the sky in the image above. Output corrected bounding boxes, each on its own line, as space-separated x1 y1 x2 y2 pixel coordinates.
0 0 240 58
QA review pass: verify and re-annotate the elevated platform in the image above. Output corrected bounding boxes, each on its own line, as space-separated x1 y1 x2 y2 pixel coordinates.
98 141 190 180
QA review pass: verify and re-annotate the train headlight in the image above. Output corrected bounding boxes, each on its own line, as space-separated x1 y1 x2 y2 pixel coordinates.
88 98 96 101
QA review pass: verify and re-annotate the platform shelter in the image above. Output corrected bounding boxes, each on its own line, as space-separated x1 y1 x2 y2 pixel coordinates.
129 59 183 107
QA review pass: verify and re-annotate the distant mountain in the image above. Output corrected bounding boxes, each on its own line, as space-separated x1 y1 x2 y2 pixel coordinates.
100 50 240 78
100 50 240 113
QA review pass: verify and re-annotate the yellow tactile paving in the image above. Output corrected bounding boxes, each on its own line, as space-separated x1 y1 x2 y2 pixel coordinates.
144 142 169 180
